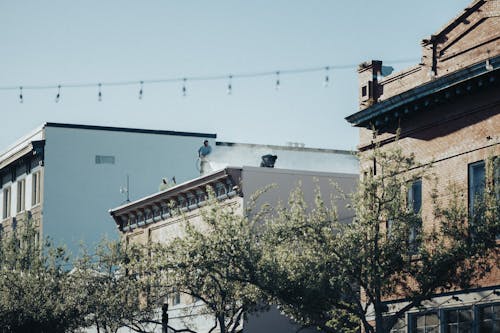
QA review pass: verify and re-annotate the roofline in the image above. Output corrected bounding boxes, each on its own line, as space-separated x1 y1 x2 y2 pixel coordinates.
109 167 242 216
0 124 45 159
44 122 217 139
0 140 45 172
241 165 358 179
423 0 484 44
216 141 355 155
109 165 359 218
345 56 500 127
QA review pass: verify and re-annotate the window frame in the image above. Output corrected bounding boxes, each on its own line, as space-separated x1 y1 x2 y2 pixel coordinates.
32 171 41 206
443 306 474 333
468 160 486 216
2 186 11 219
478 302 500 333
410 310 439 333
407 178 422 253
17 178 26 213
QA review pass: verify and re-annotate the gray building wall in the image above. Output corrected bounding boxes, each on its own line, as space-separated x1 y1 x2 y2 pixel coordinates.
241 166 357 224
41 124 215 254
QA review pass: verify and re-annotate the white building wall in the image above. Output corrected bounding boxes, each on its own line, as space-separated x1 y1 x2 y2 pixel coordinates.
42 125 214 255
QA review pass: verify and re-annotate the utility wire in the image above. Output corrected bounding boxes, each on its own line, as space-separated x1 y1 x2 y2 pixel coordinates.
0 58 418 91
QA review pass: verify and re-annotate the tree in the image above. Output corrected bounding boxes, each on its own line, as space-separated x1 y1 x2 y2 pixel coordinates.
70 240 162 333
247 147 499 332
0 216 84 333
152 189 266 333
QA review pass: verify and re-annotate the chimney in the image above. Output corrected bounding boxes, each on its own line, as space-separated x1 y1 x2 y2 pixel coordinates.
358 60 383 110
260 155 277 168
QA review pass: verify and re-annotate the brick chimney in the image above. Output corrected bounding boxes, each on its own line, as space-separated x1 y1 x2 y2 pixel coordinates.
357 60 383 110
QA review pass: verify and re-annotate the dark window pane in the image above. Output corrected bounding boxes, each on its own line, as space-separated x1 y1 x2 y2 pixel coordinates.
459 309 472 322
469 161 485 214
447 310 458 323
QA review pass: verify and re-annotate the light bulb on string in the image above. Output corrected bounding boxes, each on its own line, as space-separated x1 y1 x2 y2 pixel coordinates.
227 75 232 95
138 81 144 100
275 71 280 91
182 78 187 97
19 86 23 104
98 83 102 102
323 67 330 87
55 85 61 103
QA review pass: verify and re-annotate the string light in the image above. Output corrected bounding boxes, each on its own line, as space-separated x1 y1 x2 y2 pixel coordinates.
138 81 144 100
182 78 187 97
55 85 61 103
323 66 330 87
3 59 418 102
227 75 232 95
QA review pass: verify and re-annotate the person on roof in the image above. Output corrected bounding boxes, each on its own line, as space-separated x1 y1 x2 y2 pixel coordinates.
198 140 212 174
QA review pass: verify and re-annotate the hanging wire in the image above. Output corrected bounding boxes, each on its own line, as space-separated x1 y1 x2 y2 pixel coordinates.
275 71 280 91
3 58 418 95
182 78 187 97
138 81 144 100
98 83 102 102
227 75 232 95
55 85 61 103
19 86 23 103
323 66 330 87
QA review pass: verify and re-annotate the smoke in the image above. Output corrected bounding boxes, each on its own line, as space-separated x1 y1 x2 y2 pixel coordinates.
208 145 276 170
206 144 359 174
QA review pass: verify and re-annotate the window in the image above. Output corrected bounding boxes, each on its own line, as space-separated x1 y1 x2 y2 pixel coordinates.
408 179 422 252
95 155 115 165
2 187 11 219
468 161 485 215
480 304 500 333
32 171 41 206
444 308 473 333
413 312 439 333
17 179 26 213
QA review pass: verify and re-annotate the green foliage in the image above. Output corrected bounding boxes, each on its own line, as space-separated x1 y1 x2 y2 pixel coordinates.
250 147 499 333
0 216 81 333
0 217 158 333
153 188 266 333
71 240 159 333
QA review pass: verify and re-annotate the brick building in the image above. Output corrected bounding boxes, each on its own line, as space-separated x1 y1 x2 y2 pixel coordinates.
346 0 499 332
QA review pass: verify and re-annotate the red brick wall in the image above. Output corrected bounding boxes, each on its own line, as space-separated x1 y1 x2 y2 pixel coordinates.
355 0 500 295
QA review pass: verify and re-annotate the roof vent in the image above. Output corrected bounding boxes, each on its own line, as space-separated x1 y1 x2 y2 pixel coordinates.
260 154 277 168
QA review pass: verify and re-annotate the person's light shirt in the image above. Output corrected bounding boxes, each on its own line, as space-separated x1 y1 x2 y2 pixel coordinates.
198 145 212 157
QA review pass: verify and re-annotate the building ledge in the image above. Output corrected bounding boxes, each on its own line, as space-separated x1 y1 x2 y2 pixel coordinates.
345 56 499 130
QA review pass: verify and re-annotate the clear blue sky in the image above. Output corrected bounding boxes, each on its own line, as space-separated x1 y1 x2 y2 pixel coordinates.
0 0 472 152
